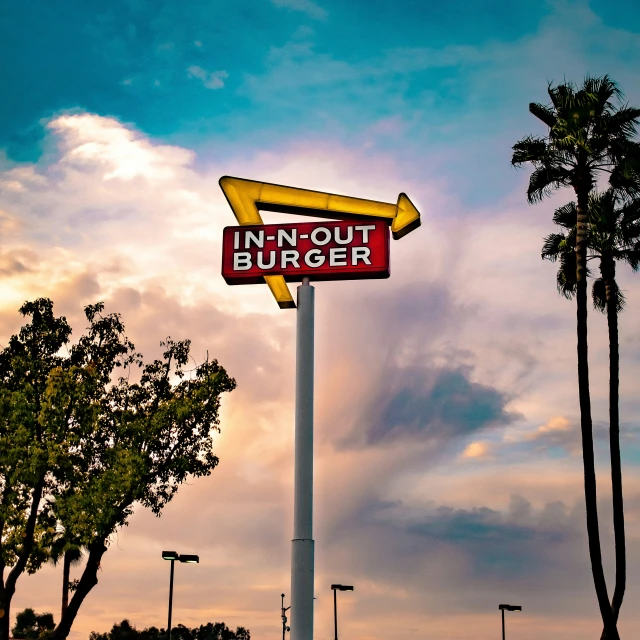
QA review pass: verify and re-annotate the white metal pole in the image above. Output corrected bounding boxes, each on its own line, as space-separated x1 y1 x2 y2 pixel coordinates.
291 277 315 640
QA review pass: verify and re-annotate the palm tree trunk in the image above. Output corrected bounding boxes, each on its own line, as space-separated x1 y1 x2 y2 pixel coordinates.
62 550 71 622
600 261 626 640
574 185 619 640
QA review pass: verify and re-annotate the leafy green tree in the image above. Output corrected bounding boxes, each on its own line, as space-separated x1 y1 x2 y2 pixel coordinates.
11 608 55 639
512 75 640 640
180 622 250 640
12 608 38 639
542 190 640 635
89 620 250 640
0 299 236 640
0 300 75 638
89 619 143 640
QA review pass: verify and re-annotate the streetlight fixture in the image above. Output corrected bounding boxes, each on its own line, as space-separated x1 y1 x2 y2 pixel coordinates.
330 584 354 640
162 551 200 640
499 604 522 640
179 554 199 563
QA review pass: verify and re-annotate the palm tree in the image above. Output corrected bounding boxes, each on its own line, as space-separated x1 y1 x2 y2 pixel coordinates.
542 191 640 637
49 536 84 623
512 75 640 640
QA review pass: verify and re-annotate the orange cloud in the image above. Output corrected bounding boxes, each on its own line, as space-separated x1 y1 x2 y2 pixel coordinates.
460 441 492 460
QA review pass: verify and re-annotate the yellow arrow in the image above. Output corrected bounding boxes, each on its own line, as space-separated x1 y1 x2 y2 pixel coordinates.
219 176 421 308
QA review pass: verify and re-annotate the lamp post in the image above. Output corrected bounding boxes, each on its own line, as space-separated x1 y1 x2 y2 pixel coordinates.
281 593 291 640
498 604 521 640
162 551 199 640
330 584 353 640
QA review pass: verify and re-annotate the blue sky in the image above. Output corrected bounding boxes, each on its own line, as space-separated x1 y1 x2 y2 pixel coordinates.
1 1 640 639
3 0 640 204
3 0 550 152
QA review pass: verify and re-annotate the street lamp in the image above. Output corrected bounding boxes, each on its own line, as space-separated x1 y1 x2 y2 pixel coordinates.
330 584 353 640
499 604 522 640
162 551 200 640
281 593 291 640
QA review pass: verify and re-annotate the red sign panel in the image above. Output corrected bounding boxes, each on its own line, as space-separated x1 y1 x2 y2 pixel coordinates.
222 219 390 284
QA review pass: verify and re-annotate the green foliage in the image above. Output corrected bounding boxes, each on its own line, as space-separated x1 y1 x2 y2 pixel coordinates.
0 299 75 574
541 189 640 310
512 75 640 204
48 540 83 569
89 620 250 640
11 608 55 639
0 299 236 638
53 330 236 545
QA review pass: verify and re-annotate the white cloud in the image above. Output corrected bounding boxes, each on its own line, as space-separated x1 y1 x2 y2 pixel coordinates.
50 114 194 181
270 0 327 21
187 65 229 89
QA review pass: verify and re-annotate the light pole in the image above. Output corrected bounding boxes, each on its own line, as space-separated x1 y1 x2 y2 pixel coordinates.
499 604 521 640
291 278 315 640
330 584 353 640
162 551 199 640
281 593 291 640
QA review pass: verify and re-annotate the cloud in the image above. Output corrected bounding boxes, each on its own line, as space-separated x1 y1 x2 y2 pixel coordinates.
2 111 640 640
270 0 327 20
514 416 630 457
186 65 229 90
50 114 194 181
525 416 577 449
324 489 623 612
461 441 493 460
357 366 517 447
399 496 579 578
0 248 37 276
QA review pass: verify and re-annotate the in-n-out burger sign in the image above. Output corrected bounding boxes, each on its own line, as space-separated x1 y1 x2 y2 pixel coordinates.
222 219 389 284
218 176 421 307
218 175 422 640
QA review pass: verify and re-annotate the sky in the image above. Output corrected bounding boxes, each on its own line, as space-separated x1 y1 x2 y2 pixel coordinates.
1 0 640 638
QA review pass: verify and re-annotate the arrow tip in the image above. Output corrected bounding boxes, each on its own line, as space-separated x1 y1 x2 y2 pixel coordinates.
392 193 421 240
